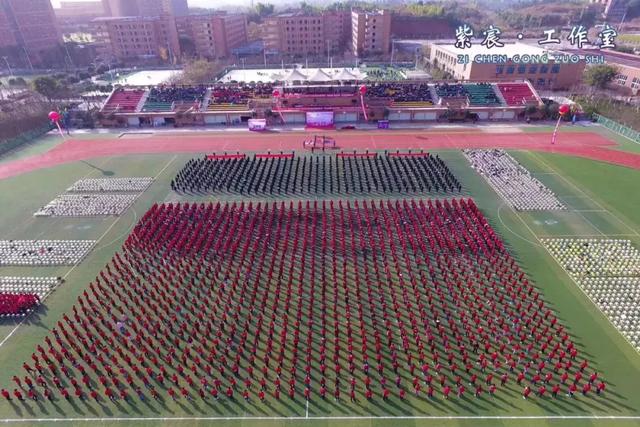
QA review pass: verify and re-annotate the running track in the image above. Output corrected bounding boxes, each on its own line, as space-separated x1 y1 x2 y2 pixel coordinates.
1 130 639 180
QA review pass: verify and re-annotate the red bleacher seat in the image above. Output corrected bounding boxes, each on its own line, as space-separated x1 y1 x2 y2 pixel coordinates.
102 89 145 113
497 83 537 106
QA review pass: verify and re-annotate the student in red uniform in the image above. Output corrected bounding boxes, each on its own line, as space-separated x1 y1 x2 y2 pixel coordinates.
443 385 451 399
522 386 531 399
551 384 560 398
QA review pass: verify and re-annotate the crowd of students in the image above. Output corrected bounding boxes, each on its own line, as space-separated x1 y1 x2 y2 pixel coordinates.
2 199 605 406
464 149 565 211
171 153 461 195
0 293 39 317
34 194 138 217
66 178 154 193
0 240 95 266
366 83 433 103
147 86 208 104
209 83 275 104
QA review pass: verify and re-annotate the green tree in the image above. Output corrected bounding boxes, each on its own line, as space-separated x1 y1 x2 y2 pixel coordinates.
255 2 274 17
31 76 60 101
583 64 618 89
179 36 197 59
175 60 224 85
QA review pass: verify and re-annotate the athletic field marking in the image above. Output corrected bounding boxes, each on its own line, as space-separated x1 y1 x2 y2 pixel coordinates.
305 399 309 418
512 205 640 356
536 234 638 238
496 203 542 248
573 210 607 237
542 241 640 356
6 157 112 238
0 156 176 350
1 415 640 423
530 152 639 237
572 209 607 213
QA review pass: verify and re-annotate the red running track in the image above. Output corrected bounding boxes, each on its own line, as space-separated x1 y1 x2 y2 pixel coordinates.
1 130 639 179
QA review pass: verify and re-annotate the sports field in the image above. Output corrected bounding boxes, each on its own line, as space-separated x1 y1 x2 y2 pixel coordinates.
0 126 639 427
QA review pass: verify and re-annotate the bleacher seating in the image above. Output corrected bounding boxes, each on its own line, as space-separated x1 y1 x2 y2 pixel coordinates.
464 83 501 106
206 83 273 111
142 86 207 113
368 83 433 106
435 83 467 98
497 83 538 106
102 89 145 113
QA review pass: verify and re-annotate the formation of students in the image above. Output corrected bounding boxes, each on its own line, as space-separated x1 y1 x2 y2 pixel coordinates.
0 240 95 266
464 149 565 211
171 154 461 196
34 194 138 217
2 199 605 406
0 293 39 317
545 238 640 353
66 178 154 193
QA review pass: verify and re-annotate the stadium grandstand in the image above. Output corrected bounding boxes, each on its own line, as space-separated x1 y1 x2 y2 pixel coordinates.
99 80 542 127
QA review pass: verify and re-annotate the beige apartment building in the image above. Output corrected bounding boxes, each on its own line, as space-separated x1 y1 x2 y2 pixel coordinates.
264 11 351 56
429 42 585 90
0 0 62 65
93 15 180 62
177 13 247 59
351 9 391 57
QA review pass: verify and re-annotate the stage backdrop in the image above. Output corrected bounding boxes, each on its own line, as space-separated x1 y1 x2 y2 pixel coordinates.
306 111 334 128
248 119 267 131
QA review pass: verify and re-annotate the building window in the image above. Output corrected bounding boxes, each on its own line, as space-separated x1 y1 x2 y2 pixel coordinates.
540 65 548 74
517 65 526 74
496 65 504 74
529 65 537 74
537 78 545 86
506 66 515 74
551 64 560 73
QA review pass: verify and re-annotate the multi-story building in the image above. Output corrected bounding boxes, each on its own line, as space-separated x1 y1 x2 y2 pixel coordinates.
264 13 325 56
177 13 247 59
0 0 62 66
92 15 180 62
429 42 585 90
351 9 391 57
264 11 351 56
323 11 351 53
568 49 640 95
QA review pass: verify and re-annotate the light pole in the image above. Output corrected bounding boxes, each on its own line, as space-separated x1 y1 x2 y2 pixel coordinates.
327 40 330 67
2 56 13 78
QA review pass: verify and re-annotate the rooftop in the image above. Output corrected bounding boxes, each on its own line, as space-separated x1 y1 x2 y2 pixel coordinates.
434 42 555 59
563 48 640 69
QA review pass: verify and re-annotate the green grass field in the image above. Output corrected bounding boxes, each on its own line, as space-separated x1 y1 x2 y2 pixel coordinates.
0 138 639 427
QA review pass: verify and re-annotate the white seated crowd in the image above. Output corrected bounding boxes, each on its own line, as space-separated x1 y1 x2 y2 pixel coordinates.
544 239 640 280
67 177 154 193
34 194 138 217
582 277 640 351
0 240 96 266
464 149 565 211
0 276 60 299
544 238 640 352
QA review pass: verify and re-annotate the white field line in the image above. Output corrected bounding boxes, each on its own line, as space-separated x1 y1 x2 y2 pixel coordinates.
512 206 640 355
0 415 639 423
0 156 177 350
536 234 637 238
530 152 639 237
572 210 606 237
